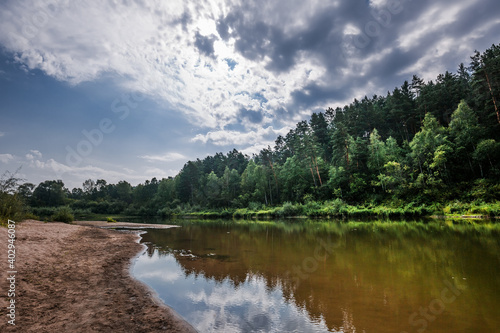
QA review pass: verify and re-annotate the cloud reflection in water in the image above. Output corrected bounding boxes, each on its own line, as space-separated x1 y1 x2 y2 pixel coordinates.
133 249 336 333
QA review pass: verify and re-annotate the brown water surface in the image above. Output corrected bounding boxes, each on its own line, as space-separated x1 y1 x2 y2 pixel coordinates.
133 220 500 333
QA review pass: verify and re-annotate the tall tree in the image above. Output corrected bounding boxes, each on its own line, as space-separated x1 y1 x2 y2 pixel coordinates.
410 114 452 189
176 161 201 204
32 180 67 207
470 43 500 127
310 112 332 162
449 100 481 178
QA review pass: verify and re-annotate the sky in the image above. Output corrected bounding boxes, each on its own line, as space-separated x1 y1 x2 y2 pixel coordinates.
0 0 499 190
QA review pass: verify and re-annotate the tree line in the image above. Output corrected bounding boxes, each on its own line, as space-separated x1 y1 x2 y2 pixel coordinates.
2 43 499 221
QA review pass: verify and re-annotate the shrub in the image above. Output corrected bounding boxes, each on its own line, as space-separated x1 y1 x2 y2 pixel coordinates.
157 207 173 218
256 210 272 218
138 206 153 216
0 170 25 223
0 192 25 223
304 201 322 216
106 217 117 223
248 202 263 211
233 208 250 218
322 199 348 216
276 202 304 217
220 209 233 218
51 206 74 223
31 206 57 218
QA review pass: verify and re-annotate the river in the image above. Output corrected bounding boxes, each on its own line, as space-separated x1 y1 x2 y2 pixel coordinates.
132 219 500 333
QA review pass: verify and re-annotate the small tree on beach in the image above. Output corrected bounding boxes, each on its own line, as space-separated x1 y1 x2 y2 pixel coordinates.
0 168 25 223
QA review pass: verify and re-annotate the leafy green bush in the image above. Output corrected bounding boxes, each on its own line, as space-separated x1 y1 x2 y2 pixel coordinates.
31 206 58 218
322 199 348 216
157 207 173 218
278 202 304 217
248 202 263 211
256 210 272 218
220 209 233 218
304 201 322 216
51 206 74 223
0 192 25 223
233 208 251 218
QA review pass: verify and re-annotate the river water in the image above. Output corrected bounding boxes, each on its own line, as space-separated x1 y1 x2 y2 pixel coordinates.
132 219 500 333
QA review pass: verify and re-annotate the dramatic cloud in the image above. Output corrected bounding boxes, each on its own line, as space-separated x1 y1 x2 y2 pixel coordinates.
1 0 498 187
2 0 498 126
194 32 218 59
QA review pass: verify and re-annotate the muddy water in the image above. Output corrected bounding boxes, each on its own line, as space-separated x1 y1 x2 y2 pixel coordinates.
132 220 500 332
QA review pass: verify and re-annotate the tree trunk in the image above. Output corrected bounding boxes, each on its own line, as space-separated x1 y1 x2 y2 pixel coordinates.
314 156 323 186
268 160 279 195
485 71 500 124
345 143 350 169
268 180 273 206
310 164 317 187
468 157 475 176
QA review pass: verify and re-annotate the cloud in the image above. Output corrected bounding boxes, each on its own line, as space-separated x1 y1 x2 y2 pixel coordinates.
191 126 290 147
143 167 180 179
0 0 293 131
0 0 499 155
194 31 218 59
0 131 5 137
26 150 42 161
0 154 14 163
21 152 144 188
238 108 264 124
139 152 187 163
13 148 178 188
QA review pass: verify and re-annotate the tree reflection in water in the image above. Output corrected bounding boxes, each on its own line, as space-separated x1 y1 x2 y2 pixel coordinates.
133 219 500 333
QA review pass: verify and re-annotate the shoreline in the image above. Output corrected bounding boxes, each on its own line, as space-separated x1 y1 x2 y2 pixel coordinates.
128 228 198 331
0 220 197 332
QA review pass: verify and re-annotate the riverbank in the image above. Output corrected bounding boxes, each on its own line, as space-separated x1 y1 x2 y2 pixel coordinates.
0 220 196 332
161 200 500 220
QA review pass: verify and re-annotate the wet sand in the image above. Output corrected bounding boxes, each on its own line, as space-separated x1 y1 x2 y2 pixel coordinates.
0 220 196 332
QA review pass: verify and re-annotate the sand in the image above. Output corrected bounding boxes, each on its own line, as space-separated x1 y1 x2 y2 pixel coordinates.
0 220 197 332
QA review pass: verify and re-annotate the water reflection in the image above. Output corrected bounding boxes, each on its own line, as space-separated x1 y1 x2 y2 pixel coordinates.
134 250 335 332
132 220 500 333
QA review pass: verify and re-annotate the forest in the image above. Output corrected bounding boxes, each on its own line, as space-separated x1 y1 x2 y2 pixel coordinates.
1 43 500 222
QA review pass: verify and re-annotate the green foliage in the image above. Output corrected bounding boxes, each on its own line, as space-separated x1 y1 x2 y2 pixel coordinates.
13 44 500 220
106 217 117 223
276 202 305 217
0 170 25 223
51 206 74 223
0 192 25 223
31 180 67 207
157 207 173 218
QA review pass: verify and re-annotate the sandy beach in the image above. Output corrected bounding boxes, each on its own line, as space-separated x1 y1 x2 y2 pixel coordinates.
0 220 196 332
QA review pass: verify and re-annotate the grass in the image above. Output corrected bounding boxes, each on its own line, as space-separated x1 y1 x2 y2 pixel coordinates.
168 199 500 221
15 199 500 223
